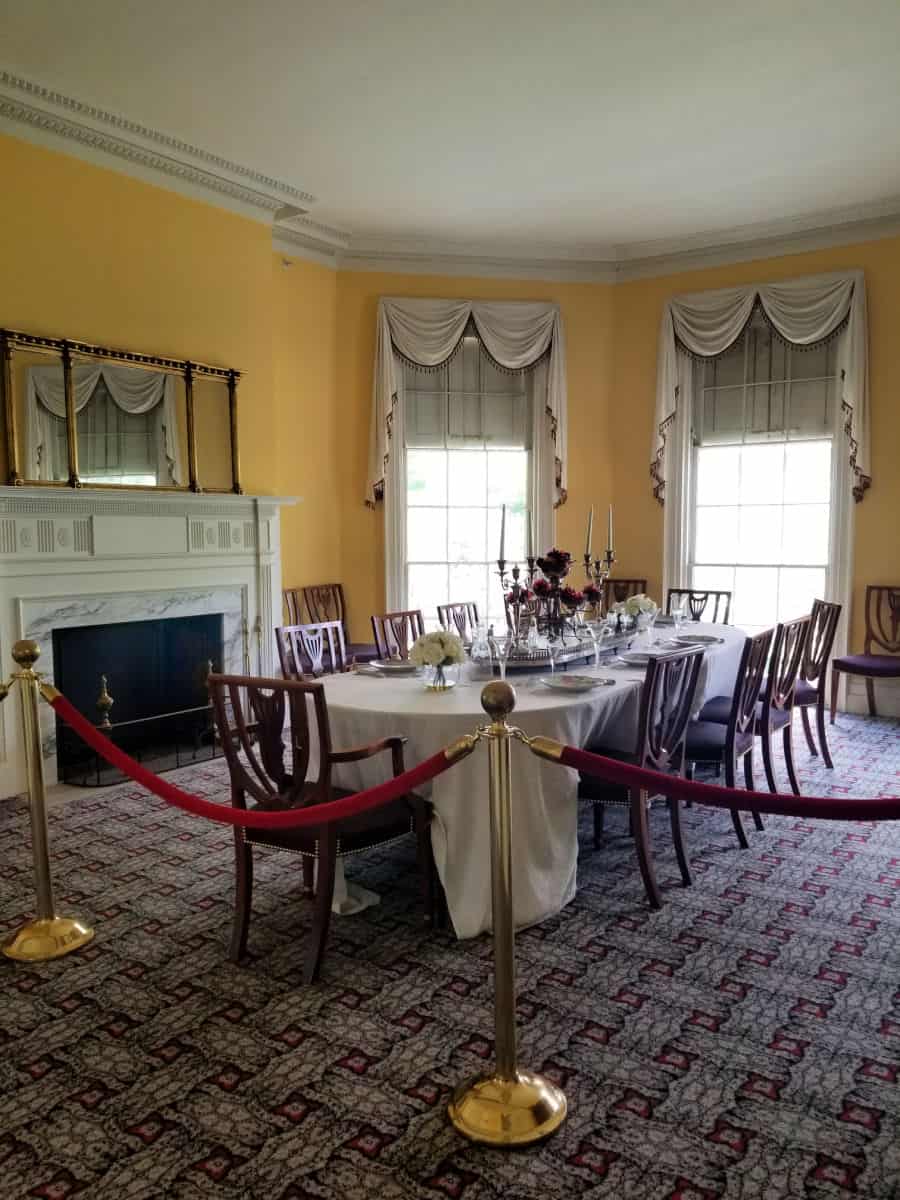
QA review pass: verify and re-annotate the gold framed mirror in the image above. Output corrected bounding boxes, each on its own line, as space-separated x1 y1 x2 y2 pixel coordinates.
0 329 241 493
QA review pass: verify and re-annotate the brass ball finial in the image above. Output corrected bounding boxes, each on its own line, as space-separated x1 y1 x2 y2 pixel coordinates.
11 639 41 669
481 680 516 722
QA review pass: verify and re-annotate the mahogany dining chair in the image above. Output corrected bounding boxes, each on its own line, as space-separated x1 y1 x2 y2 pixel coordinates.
371 610 426 660
796 599 841 767
666 588 732 624
831 585 900 721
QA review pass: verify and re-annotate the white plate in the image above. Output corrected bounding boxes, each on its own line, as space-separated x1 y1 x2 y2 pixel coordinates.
675 634 722 646
621 650 652 665
539 674 614 693
372 659 419 674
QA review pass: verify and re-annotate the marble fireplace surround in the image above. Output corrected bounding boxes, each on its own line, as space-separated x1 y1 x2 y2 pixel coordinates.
0 487 296 799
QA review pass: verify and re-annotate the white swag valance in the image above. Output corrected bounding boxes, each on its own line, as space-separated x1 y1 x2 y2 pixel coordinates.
367 297 568 508
26 363 183 483
651 269 871 504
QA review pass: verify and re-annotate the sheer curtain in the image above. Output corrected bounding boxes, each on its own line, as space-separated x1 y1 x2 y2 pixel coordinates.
651 269 870 660
369 298 568 609
25 363 183 483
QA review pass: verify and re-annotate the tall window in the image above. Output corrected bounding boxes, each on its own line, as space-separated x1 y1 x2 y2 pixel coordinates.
404 333 532 630
690 310 839 632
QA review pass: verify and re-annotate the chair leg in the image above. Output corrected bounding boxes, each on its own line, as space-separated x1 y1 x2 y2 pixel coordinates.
745 748 764 831
799 705 818 756
783 721 801 796
760 725 778 794
304 828 336 985
815 694 834 769
302 857 315 897
631 788 662 910
593 802 606 847
669 796 692 888
230 833 253 963
726 755 749 850
413 800 436 925
866 677 877 718
830 668 840 724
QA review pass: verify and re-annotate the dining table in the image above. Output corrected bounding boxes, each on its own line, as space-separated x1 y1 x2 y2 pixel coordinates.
321 622 746 939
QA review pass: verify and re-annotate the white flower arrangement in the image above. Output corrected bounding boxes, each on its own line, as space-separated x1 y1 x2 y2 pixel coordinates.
409 629 466 668
614 593 659 618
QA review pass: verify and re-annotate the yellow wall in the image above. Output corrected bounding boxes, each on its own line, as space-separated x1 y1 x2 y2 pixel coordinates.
334 271 615 639
613 240 900 648
2 129 897 650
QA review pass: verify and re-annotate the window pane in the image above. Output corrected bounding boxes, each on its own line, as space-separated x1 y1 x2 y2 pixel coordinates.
783 440 832 503
691 565 735 595
738 505 782 564
407 508 446 563
448 451 486 506
739 444 785 505
488 504 526 564
696 446 740 505
448 508 486 563
487 451 528 507
695 507 738 564
407 450 447 506
778 568 826 623
734 566 779 629
781 504 829 566
448 563 488 618
408 564 448 627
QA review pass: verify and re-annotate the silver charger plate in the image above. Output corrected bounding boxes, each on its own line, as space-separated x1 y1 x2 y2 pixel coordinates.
372 659 419 674
539 674 615 692
675 634 724 646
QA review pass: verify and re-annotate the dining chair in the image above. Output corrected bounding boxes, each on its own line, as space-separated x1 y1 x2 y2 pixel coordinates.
831 585 900 721
686 628 773 849
284 582 379 664
796 599 841 767
697 618 808 797
371 609 426 660
578 645 705 910
437 601 479 642
276 621 348 678
666 588 732 624
208 673 435 984
601 578 648 613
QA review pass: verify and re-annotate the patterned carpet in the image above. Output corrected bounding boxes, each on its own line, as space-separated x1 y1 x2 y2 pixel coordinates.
2 714 900 1199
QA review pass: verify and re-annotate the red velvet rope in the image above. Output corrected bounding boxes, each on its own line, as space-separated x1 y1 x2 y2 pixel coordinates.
558 744 900 822
49 693 457 830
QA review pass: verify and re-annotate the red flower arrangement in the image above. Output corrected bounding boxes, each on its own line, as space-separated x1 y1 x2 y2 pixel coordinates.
583 583 602 605
506 588 532 604
532 577 551 597
559 586 584 608
535 548 572 579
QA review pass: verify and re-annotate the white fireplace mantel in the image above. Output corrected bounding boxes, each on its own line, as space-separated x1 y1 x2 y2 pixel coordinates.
0 486 297 799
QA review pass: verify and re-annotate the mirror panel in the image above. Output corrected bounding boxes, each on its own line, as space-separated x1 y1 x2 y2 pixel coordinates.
10 344 70 483
194 374 235 492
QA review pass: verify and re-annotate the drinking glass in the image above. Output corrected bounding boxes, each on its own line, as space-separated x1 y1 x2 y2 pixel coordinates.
671 598 686 636
491 636 512 681
577 622 599 668
546 634 562 674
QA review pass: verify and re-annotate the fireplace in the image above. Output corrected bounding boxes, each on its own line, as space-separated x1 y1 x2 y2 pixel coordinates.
53 613 224 785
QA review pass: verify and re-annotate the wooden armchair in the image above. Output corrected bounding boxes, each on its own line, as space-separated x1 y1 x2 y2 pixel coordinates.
208 673 435 984
667 588 732 624
283 583 378 664
579 645 705 909
371 609 426 660
831 585 900 720
602 578 647 612
437 602 479 642
276 621 348 677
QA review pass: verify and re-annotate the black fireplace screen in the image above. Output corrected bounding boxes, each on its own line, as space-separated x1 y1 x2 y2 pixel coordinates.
53 613 224 786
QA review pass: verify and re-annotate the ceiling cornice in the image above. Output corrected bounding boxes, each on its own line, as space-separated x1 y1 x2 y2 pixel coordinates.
3 69 900 283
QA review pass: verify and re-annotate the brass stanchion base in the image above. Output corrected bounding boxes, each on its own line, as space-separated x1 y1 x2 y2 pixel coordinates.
448 1070 567 1146
2 915 94 962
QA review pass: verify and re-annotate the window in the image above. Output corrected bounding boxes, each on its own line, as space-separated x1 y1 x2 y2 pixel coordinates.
49 378 159 486
403 333 532 630
690 311 839 632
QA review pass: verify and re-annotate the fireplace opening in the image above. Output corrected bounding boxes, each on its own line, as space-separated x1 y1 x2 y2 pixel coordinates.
53 613 224 786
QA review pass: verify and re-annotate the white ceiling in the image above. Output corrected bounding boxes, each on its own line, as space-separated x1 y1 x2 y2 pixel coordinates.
3 0 900 261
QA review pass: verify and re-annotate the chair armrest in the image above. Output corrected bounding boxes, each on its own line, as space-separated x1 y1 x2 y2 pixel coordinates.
329 735 407 775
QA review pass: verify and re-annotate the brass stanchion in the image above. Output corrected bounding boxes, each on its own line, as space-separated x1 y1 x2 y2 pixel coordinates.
448 681 567 1146
1 640 94 962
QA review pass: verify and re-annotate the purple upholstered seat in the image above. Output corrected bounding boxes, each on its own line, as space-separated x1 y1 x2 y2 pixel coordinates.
832 653 900 678
794 679 817 706
698 696 790 731
686 721 753 760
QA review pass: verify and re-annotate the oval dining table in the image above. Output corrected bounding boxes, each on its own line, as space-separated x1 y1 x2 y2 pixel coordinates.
321 623 746 939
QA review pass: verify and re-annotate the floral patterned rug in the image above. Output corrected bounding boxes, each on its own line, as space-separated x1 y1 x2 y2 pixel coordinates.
1 713 900 1199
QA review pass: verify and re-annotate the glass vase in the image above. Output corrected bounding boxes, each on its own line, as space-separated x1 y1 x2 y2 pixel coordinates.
424 662 458 691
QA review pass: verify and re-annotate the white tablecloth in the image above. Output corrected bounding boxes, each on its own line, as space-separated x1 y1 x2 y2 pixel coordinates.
322 624 744 939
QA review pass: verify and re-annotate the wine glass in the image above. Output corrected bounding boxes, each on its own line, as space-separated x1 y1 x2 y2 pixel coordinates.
577 621 599 668
491 635 512 681
546 633 562 674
